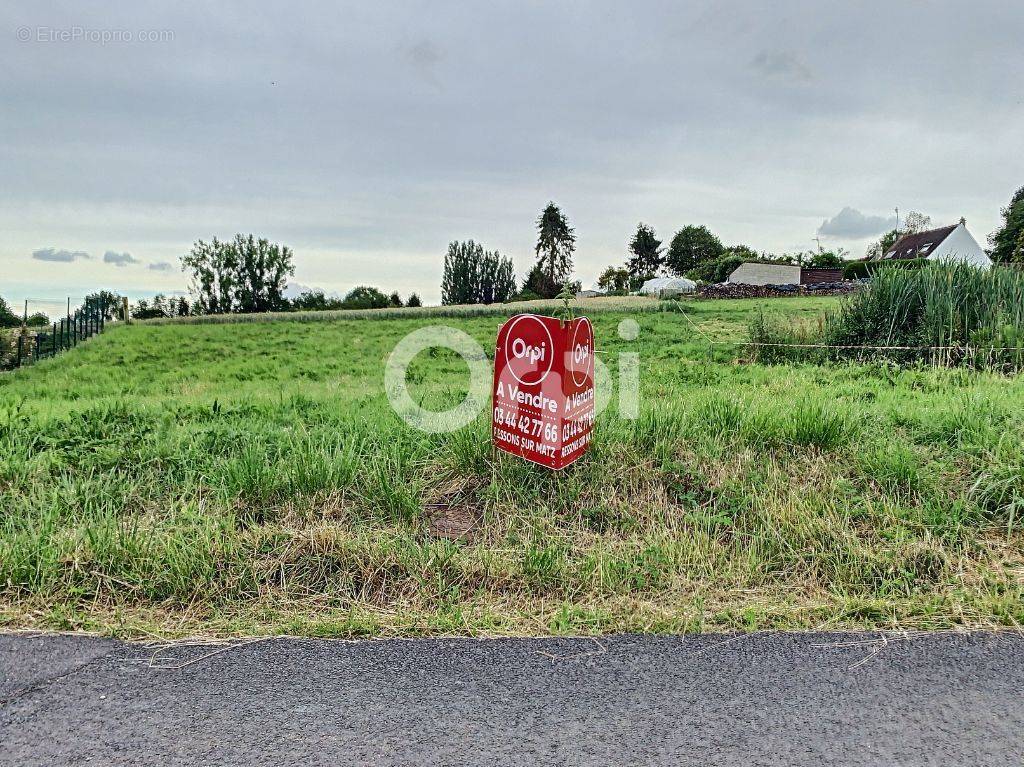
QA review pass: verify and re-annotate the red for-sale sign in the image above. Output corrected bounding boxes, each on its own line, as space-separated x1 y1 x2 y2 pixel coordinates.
492 314 595 470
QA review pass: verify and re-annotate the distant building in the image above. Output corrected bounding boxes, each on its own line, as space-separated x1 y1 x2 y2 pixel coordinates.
800 268 844 284
727 263 801 286
876 219 990 268
727 263 846 286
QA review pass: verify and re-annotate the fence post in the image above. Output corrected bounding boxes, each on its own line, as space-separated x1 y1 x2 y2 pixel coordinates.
123 296 131 324
16 333 23 368
51 323 57 357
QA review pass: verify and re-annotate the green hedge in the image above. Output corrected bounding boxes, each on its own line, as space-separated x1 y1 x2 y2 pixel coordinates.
843 258 928 280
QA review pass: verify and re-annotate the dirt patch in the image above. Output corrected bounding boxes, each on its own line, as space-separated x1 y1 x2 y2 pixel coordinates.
425 504 479 540
423 474 485 541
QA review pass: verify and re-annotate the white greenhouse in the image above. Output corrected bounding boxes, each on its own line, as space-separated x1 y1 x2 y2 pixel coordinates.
638 276 696 296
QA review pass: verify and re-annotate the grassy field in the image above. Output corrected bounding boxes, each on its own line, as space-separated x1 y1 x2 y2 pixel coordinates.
1 295 1022 638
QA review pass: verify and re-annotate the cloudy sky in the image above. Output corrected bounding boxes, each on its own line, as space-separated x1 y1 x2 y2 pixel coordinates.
2 1 1022 309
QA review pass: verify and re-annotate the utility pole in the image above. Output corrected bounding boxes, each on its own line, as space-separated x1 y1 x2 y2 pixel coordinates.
895 207 900 234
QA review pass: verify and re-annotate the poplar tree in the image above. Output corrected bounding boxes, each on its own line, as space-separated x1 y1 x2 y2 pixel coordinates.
441 241 516 304
441 240 482 305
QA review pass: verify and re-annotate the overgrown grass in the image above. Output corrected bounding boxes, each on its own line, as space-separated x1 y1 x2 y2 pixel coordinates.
750 263 1024 369
1 294 1022 638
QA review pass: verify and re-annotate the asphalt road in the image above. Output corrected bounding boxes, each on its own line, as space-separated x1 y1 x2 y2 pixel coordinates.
1 631 1022 766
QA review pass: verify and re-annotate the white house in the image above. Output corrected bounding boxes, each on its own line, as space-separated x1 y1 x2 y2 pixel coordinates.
878 219 990 268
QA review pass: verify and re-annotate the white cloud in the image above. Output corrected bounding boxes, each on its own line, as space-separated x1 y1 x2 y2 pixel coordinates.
147 261 175 272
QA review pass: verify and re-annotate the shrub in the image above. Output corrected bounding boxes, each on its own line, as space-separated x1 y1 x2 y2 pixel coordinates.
342 286 390 310
291 290 344 311
508 289 542 303
843 258 928 281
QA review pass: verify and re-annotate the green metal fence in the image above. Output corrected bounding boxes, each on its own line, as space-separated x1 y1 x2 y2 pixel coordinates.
1 296 109 371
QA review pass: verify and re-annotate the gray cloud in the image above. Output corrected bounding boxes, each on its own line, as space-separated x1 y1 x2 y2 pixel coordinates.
3 2 1023 301
405 39 443 69
103 250 138 267
818 207 897 238
147 261 175 272
32 248 91 262
749 50 813 82
403 39 444 88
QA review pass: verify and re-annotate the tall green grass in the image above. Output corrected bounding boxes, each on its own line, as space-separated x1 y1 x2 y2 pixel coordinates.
2 300 1023 637
751 263 1024 369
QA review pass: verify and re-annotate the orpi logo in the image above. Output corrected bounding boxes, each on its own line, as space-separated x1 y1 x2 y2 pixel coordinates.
512 336 547 365
503 315 554 386
568 317 594 387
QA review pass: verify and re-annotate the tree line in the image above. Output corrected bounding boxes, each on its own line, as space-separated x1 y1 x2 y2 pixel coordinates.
440 202 580 305
131 234 420 320
0 297 50 328
94 183 1024 322
598 187 1024 291
596 223 849 294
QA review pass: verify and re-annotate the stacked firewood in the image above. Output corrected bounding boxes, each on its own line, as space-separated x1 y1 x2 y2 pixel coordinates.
695 281 859 299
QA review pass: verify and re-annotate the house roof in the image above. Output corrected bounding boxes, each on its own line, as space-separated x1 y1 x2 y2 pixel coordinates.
882 224 958 260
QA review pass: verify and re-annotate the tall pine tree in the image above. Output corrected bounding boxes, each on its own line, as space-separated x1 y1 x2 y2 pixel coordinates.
534 202 575 284
626 222 664 278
